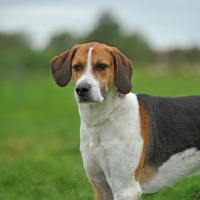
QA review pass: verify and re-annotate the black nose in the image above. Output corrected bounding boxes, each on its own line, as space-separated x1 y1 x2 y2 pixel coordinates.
75 82 90 96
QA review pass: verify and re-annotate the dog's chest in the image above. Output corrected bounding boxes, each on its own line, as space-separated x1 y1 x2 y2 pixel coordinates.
80 104 140 160
79 94 143 190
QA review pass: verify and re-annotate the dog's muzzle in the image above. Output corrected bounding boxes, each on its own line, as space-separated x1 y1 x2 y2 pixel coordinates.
75 81 106 103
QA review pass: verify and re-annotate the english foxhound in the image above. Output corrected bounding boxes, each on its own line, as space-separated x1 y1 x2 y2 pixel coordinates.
51 42 200 200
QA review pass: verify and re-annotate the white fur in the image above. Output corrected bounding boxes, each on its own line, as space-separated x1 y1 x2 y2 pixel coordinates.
79 92 143 200
75 47 105 103
141 148 200 194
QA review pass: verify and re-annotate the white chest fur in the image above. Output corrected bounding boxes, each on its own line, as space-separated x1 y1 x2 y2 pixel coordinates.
79 92 143 199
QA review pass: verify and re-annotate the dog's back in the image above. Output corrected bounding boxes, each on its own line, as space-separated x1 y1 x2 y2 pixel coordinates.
137 94 200 193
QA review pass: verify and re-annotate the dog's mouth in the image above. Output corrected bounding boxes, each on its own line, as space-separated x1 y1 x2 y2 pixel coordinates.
77 96 106 104
76 92 106 104
77 96 93 103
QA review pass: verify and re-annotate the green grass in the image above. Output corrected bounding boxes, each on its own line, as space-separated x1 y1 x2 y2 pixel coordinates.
1 65 200 200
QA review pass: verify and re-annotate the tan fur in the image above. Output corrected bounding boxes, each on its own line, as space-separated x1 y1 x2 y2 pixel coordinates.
140 165 157 184
90 180 104 200
71 43 115 92
51 42 132 94
135 103 152 183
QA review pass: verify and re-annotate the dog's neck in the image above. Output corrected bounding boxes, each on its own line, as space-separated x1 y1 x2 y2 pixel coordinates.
77 87 125 127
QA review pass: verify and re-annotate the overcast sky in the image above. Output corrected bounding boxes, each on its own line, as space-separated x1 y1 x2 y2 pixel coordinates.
1 0 200 51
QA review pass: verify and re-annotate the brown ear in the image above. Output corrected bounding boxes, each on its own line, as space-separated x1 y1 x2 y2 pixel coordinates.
50 47 76 87
110 47 133 94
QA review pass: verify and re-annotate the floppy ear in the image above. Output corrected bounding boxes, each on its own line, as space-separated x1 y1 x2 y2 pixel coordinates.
50 47 76 87
110 47 133 94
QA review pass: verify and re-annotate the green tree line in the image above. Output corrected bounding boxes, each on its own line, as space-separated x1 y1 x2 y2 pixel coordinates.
0 12 200 71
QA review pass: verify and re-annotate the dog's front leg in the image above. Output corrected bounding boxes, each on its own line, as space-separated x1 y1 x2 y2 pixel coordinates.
80 140 114 199
81 138 143 200
113 181 142 200
103 140 143 200
107 166 142 200
90 179 114 200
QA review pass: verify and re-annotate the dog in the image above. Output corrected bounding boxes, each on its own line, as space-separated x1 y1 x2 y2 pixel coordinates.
50 42 200 200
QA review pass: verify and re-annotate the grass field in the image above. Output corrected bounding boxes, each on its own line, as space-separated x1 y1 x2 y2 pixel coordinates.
1 65 200 200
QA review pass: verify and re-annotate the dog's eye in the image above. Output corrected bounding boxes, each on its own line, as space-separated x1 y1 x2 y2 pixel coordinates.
73 64 82 71
95 64 108 71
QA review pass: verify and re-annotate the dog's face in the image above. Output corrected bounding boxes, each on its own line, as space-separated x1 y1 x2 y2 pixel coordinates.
71 44 115 103
51 42 133 103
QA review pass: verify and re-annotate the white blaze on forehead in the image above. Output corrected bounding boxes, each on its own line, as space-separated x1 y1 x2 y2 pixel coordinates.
75 46 105 103
86 47 94 73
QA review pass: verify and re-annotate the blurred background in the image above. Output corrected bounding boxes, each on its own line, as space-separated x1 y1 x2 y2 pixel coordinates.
1 0 200 70
0 1 200 200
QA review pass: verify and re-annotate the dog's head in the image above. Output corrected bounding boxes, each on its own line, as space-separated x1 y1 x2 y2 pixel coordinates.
50 42 133 103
